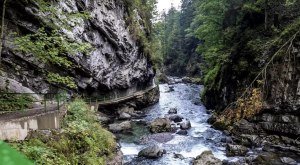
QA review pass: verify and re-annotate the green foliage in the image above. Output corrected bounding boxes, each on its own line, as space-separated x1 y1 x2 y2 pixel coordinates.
47 72 77 89
0 141 33 165
12 0 92 89
124 0 157 61
14 28 91 68
0 90 33 112
33 0 90 30
12 99 117 165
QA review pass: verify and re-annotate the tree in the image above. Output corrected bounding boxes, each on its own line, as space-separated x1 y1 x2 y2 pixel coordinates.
0 0 8 67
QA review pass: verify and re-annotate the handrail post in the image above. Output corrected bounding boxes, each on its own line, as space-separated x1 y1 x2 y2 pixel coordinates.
44 95 47 112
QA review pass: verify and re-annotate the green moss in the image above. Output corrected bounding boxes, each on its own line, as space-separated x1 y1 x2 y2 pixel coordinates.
47 73 77 89
11 99 117 165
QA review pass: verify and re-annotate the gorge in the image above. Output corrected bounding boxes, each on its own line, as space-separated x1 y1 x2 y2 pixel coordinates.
0 0 299 165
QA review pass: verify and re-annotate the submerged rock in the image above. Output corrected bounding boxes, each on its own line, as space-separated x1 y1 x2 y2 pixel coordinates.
226 144 249 156
140 133 174 144
168 108 178 114
138 145 166 159
176 129 188 135
149 118 172 133
193 150 222 165
108 121 132 133
180 119 191 130
168 114 184 123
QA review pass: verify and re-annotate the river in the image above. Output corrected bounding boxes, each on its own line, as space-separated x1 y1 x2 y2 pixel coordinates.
118 83 229 164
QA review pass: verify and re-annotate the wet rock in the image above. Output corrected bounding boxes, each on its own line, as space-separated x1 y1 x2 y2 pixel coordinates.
140 133 174 144
192 99 202 106
168 115 184 123
232 119 255 134
193 150 222 165
119 112 131 120
180 119 191 130
174 153 185 159
207 115 217 124
107 150 123 165
176 130 188 135
168 108 178 114
221 137 233 143
280 157 297 165
96 112 112 124
169 85 175 92
108 121 131 133
252 152 282 165
138 145 166 159
240 134 261 147
149 118 172 133
226 144 249 156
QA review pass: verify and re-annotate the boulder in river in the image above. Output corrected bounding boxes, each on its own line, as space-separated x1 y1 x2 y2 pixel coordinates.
140 133 174 144
168 108 178 114
119 112 131 120
252 152 283 165
226 144 249 156
176 129 188 135
193 150 222 165
149 118 172 133
138 145 166 159
280 157 297 165
180 119 191 130
168 114 184 123
108 121 132 133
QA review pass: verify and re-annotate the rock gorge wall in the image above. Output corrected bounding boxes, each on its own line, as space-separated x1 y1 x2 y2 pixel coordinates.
1 0 154 96
203 4 300 140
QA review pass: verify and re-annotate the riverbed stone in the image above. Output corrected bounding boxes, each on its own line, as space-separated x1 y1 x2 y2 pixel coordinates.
180 119 191 130
168 108 178 114
193 150 222 165
168 114 184 123
280 157 297 165
149 118 172 133
252 152 282 165
119 112 131 120
108 121 132 133
140 133 174 144
176 129 188 135
138 145 166 159
226 144 249 156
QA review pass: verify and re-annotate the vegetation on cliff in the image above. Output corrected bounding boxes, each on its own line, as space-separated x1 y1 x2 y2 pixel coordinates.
154 0 300 124
11 100 117 165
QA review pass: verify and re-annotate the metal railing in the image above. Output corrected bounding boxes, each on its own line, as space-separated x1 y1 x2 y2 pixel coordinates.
0 92 66 113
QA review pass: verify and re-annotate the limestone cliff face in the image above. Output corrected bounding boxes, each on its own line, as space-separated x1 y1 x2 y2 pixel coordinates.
1 0 154 95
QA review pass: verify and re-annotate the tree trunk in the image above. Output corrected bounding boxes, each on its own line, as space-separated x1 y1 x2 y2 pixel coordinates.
264 0 268 30
0 0 8 67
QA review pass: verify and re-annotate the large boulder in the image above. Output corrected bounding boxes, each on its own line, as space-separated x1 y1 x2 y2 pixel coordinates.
252 152 283 165
193 150 222 165
149 118 172 133
108 121 132 133
180 119 191 130
138 145 166 159
226 144 249 156
168 115 184 123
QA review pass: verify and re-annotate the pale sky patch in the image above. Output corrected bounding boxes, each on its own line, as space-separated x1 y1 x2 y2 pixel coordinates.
157 0 181 13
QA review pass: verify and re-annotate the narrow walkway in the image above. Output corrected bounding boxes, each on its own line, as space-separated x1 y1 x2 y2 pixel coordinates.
0 84 157 122
96 84 157 106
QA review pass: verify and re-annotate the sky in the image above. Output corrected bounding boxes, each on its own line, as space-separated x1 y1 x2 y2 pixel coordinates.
156 0 181 13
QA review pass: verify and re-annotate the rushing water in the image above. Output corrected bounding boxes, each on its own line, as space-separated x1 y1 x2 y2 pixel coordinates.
120 83 228 164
